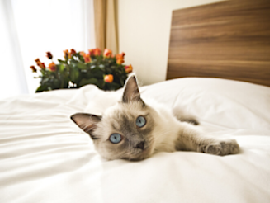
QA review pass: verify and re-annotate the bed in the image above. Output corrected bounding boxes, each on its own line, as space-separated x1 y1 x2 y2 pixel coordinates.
1 0 270 203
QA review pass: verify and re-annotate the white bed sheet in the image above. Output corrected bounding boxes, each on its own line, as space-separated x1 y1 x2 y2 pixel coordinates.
0 78 270 203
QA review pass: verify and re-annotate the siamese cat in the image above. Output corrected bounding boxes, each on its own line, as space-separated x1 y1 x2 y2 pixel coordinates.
71 75 239 160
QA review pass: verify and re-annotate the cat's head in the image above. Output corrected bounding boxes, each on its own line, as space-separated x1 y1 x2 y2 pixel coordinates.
71 75 157 160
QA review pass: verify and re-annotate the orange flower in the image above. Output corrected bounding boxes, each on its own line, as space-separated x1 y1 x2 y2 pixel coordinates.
70 49 76 55
83 53 91 63
48 62 56 72
30 65 36 73
79 51 85 56
116 59 125 64
46 51 53 59
93 48 101 56
64 49 69 60
88 49 94 56
35 58 40 65
103 49 112 58
39 63 45 69
116 52 125 60
104 74 114 83
125 64 133 73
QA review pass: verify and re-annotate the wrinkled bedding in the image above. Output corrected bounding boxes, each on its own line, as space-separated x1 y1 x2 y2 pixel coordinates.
0 78 270 203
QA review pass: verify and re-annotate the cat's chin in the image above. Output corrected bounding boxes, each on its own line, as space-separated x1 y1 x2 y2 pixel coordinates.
123 147 153 161
124 154 151 161
99 148 152 161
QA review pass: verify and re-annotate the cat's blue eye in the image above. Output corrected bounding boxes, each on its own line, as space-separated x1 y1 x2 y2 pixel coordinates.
136 116 146 128
110 133 121 144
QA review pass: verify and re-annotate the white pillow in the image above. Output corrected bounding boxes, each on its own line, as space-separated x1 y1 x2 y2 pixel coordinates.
140 78 270 131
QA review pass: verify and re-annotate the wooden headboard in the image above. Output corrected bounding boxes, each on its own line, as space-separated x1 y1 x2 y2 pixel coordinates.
166 0 270 87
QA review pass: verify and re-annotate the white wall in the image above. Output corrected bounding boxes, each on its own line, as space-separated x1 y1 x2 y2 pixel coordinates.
117 0 222 85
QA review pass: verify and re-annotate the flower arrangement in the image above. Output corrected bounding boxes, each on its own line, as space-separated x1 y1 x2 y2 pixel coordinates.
30 49 133 92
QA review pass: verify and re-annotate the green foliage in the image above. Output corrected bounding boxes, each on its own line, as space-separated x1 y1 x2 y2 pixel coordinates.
32 50 131 92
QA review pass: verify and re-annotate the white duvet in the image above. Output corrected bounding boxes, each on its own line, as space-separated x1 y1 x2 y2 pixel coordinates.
0 78 270 203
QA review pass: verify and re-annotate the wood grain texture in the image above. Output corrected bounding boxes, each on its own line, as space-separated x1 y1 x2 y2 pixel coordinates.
167 0 270 87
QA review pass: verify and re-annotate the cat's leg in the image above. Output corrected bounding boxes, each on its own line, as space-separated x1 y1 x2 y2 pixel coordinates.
177 123 239 155
178 115 200 125
173 106 200 125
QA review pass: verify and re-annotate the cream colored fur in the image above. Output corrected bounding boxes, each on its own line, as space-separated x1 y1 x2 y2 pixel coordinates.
71 75 239 160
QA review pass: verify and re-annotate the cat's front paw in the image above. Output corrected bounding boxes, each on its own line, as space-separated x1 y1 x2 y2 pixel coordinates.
198 139 239 156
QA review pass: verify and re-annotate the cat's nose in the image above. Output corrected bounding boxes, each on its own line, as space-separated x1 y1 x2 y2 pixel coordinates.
135 141 144 150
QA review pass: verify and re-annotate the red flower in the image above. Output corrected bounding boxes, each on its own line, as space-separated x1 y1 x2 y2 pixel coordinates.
70 49 76 55
83 53 91 63
88 48 101 56
104 74 114 83
93 48 101 56
103 49 112 58
30 65 36 73
125 64 133 73
39 63 45 69
46 52 53 59
35 58 40 65
48 62 56 72
88 49 94 56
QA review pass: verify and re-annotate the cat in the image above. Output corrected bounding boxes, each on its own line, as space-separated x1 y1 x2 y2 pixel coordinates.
71 75 239 160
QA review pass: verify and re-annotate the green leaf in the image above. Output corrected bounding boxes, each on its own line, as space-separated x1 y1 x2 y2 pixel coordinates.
59 63 66 72
89 78 98 84
97 80 105 89
69 59 78 63
58 59 66 63
79 78 98 87
78 54 84 62
110 82 120 89
105 67 112 74
40 68 46 75
88 67 104 80
41 78 50 85
91 67 103 73
35 85 49 92
78 63 87 69
86 63 92 69
53 78 60 88
70 67 79 82
70 63 78 69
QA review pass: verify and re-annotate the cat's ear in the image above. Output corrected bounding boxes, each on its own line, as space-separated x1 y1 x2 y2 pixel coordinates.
70 113 102 139
122 75 144 103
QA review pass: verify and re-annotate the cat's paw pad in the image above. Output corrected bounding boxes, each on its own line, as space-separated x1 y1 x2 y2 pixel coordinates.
199 139 239 156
